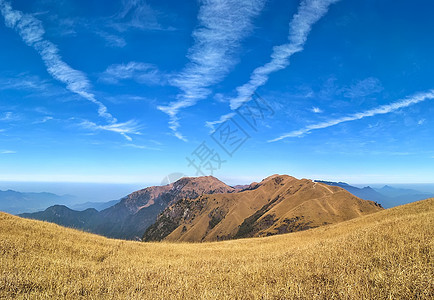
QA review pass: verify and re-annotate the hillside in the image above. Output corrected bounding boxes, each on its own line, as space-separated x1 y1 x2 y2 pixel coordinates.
1 198 432 299
20 176 235 240
144 175 383 242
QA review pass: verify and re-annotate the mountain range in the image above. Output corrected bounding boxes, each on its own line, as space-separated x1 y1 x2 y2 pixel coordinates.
69 200 120 211
143 175 382 242
315 181 434 208
21 176 236 240
20 175 382 241
0 190 76 214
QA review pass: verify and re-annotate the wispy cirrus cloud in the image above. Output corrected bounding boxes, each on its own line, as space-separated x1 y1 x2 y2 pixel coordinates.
0 74 50 91
100 61 165 85
205 112 235 131
0 0 137 140
112 0 166 32
206 0 340 130
94 30 127 48
229 0 340 110
0 112 20 121
0 150 16 154
35 0 168 47
79 119 142 141
269 90 434 142
157 0 267 141
96 0 171 47
123 143 161 151
341 77 383 99
32 116 54 124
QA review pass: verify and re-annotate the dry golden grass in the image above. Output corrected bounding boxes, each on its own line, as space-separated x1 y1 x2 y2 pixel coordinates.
0 198 433 299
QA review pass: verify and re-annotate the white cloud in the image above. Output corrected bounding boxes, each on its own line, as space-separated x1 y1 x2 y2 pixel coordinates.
79 119 142 141
0 111 20 121
123 143 160 151
269 90 434 142
157 0 267 140
113 0 164 32
94 30 126 48
206 0 339 129
418 119 425 125
341 77 383 98
0 0 137 140
100 61 164 85
229 0 340 110
312 107 322 113
205 112 235 132
1 150 16 154
32 116 54 124
0 74 50 91
0 73 74 100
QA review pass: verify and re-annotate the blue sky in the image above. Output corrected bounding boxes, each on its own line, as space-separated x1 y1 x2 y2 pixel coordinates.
0 0 433 185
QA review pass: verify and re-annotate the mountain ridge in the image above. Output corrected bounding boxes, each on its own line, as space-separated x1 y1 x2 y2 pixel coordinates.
20 176 236 240
315 180 434 208
0 189 76 214
143 175 383 242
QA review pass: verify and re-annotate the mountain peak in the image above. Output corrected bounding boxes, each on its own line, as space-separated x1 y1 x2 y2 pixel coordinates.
174 175 223 185
261 174 290 182
172 176 234 193
144 175 383 242
381 185 393 189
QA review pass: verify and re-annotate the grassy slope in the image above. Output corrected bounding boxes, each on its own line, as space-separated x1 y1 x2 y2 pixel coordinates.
0 198 432 299
164 176 382 242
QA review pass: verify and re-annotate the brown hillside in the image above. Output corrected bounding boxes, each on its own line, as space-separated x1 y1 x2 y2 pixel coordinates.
0 198 431 299
144 175 383 242
93 175 237 239
19 176 236 240
117 175 236 215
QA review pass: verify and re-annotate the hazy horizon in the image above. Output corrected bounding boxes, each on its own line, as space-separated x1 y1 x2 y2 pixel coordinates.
2 178 434 205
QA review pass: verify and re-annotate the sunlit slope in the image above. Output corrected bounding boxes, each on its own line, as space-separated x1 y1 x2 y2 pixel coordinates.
144 175 383 242
1 198 432 299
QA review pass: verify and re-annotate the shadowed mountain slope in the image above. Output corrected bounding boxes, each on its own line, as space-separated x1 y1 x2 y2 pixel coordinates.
20 176 235 240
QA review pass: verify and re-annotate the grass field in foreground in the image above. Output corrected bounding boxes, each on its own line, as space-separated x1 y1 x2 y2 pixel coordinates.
0 198 433 299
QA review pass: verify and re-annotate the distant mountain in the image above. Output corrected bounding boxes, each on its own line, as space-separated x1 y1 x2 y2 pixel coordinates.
70 200 120 211
314 181 434 208
0 190 76 214
20 176 236 240
314 181 386 204
375 185 424 197
232 184 250 191
373 185 434 206
20 205 99 229
143 175 383 242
